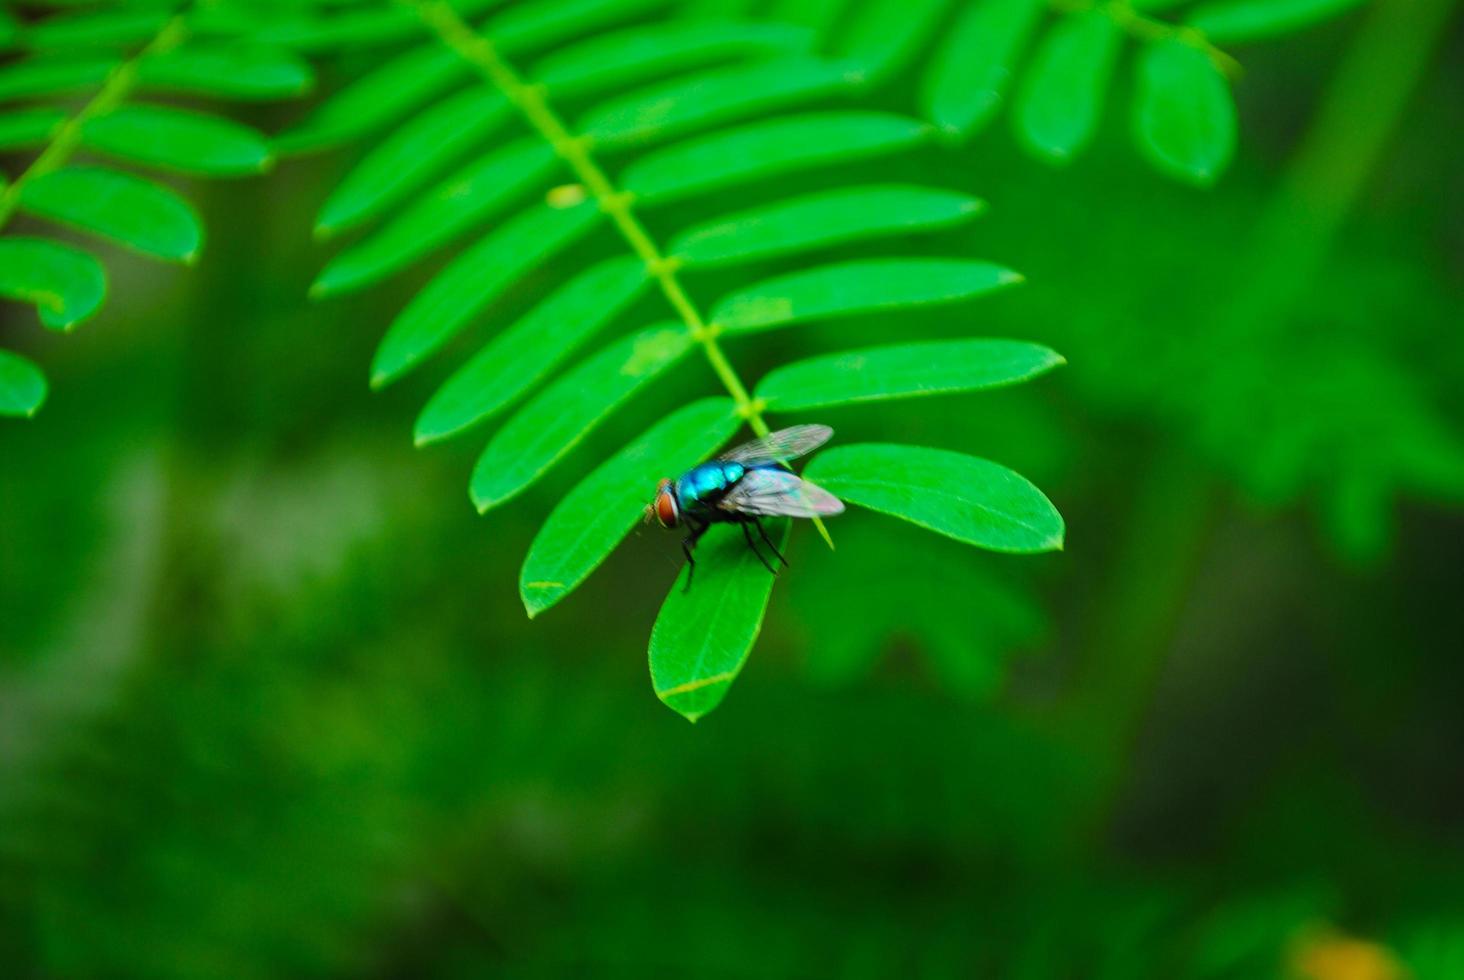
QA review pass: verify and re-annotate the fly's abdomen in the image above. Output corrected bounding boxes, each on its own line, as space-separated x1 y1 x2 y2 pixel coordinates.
676 461 746 511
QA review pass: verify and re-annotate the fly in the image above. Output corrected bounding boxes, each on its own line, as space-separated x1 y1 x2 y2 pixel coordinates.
645 424 845 589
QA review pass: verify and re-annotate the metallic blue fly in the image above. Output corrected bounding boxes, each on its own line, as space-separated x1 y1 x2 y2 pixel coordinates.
645 424 845 588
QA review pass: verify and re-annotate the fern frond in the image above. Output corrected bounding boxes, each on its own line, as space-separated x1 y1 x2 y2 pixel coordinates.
0 1 313 417
294 0 1067 718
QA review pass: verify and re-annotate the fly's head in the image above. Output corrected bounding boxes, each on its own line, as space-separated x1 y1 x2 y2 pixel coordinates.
645 478 679 529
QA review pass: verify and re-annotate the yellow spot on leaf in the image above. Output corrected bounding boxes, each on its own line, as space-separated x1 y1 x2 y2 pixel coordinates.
546 183 587 208
656 670 737 699
621 330 684 375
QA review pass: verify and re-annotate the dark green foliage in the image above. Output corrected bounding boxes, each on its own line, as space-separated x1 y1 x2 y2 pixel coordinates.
1 2 1461 976
0 0 309 415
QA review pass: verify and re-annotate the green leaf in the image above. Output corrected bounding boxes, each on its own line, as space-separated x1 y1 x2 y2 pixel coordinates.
0 237 106 330
469 324 694 511
0 348 48 418
315 88 509 235
214 2 502 53
1013 11 1123 163
489 0 675 52
835 0 949 82
920 0 1046 137
804 444 1064 552
272 43 466 154
669 184 983 267
756 339 1065 411
622 111 930 205
579 57 861 147
208 2 497 54
313 140 557 296
1187 0 1367 43
415 256 652 445
138 43 314 101
20 9 168 50
82 104 272 177
649 519 789 722
18 166 202 263
711 259 1023 333
1133 39 1237 185
532 20 812 97
0 108 66 151
369 201 602 387
0 54 116 101
520 398 742 617
773 0 845 38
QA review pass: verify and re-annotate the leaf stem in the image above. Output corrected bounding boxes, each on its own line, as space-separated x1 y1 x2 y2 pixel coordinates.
0 14 191 232
406 0 833 546
1050 0 1243 77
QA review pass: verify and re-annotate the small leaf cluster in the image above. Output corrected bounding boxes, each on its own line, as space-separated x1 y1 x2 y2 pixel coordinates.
810 0 1369 185
0 0 312 417
288 0 1065 719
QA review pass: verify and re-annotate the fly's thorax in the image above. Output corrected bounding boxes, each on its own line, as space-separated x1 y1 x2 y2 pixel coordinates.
676 461 746 508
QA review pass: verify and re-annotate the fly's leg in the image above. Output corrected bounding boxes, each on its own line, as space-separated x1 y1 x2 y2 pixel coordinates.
741 521 777 576
754 517 789 568
681 520 708 592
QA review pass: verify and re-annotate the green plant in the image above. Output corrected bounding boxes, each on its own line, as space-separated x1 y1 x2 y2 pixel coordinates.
0 1 313 417
275 0 1391 720
286 0 1074 719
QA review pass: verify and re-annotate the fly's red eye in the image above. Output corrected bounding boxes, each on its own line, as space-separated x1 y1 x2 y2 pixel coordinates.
655 490 678 527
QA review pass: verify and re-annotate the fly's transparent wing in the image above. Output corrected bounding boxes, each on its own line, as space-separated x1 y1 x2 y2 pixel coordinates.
718 467 845 518
718 424 833 467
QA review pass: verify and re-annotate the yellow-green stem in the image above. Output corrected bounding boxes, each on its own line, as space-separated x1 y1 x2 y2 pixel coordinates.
0 15 190 231
1050 0 1243 77
408 0 833 547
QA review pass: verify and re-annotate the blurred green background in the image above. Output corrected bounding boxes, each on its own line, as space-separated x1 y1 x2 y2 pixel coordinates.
2 2 1463 977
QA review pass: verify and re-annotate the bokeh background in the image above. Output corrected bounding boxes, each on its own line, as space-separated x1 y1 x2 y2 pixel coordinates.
2 1 1463 976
